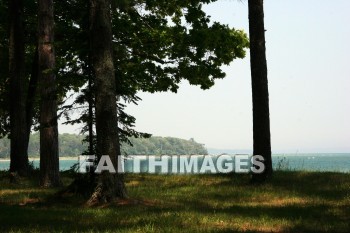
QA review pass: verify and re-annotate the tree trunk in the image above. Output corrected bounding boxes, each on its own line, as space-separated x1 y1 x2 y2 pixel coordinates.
248 0 273 182
24 46 39 162
9 0 29 176
88 63 94 156
38 0 61 187
88 0 127 204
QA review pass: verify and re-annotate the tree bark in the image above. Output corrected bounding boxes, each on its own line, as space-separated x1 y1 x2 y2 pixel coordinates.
24 46 39 162
248 0 273 182
88 0 127 204
9 0 29 176
38 0 61 187
87 56 94 156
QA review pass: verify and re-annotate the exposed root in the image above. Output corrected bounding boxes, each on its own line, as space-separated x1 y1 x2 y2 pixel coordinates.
86 173 127 206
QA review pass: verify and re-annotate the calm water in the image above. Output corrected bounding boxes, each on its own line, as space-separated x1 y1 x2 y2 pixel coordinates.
0 153 349 173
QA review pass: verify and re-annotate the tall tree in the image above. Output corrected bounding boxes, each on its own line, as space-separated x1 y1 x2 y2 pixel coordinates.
2 1 41 172
0 2 9 139
248 0 273 181
53 0 248 135
38 0 61 187
24 46 39 162
8 0 29 176
88 0 127 204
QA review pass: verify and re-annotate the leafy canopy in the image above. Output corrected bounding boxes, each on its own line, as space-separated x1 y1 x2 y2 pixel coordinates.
0 0 249 146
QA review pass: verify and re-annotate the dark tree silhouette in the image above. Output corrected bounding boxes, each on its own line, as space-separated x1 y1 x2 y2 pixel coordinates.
88 0 127 204
38 0 61 187
248 0 273 182
9 0 29 176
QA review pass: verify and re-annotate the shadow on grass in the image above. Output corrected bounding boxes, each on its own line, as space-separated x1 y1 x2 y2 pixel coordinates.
0 171 349 232
215 171 350 201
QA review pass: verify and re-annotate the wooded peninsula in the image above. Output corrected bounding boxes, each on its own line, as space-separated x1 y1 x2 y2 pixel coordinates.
0 134 207 158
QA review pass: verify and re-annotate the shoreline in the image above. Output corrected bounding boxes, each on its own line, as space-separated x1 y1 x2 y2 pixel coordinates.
0 157 78 162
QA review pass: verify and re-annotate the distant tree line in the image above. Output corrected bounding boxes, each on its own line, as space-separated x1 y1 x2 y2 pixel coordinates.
122 137 207 155
0 134 207 158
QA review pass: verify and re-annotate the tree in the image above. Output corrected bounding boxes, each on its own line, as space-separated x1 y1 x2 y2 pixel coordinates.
248 0 272 182
0 0 9 139
37 0 248 199
111 1 248 94
88 0 127 204
38 0 61 187
1 1 41 175
8 0 29 176
59 0 248 149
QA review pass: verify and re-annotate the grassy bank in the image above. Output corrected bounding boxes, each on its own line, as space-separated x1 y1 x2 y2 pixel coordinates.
0 171 349 232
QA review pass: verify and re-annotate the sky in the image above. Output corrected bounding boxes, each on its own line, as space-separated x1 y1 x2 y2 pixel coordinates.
60 0 350 153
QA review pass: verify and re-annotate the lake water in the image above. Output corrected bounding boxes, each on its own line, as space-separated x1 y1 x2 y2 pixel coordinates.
1 153 349 173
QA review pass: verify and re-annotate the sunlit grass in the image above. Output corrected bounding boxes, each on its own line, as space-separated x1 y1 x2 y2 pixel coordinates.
0 171 349 232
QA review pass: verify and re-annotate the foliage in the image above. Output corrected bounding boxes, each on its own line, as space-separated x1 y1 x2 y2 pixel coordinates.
0 134 207 157
275 156 291 171
121 136 208 155
54 0 249 148
0 0 248 161
0 0 248 183
112 0 249 94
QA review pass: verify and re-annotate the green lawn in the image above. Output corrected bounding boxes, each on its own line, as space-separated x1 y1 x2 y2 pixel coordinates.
0 171 349 232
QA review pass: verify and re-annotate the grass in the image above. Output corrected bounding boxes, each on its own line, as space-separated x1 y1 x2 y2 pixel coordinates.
0 171 349 233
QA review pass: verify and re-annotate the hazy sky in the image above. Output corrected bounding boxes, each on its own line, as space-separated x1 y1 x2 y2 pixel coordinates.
60 0 350 153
